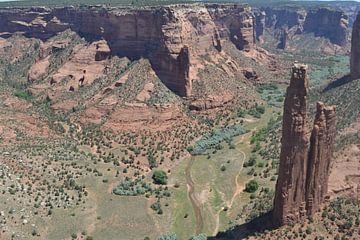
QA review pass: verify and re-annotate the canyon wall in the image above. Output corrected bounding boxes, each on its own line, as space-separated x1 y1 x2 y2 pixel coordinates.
304 8 348 46
0 4 256 97
256 7 349 47
273 64 336 226
351 12 360 79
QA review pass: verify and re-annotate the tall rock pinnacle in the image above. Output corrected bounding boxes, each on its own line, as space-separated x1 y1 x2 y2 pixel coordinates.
351 12 360 79
306 102 336 216
273 64 336 227
273 64 310 226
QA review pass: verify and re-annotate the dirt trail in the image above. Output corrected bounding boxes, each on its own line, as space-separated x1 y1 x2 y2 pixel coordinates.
185 157 204 234
212 149 246 236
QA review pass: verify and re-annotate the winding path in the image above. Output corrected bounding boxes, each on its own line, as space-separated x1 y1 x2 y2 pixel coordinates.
185 157 204 234
185 132 250 236
212 149 247 236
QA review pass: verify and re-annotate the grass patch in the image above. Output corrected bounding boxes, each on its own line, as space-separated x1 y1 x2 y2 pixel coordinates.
13 90 33 101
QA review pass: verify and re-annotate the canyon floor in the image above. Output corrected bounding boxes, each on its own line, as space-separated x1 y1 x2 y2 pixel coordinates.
0 2 359 240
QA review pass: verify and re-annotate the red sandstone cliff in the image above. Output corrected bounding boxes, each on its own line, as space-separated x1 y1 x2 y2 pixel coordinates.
351 12 360 79
0 4 256 97
273 64 337 226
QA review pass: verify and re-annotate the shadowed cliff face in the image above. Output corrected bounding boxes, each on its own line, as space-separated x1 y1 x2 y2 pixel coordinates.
304 8 348 46
273 64 336 227
351 13 360 79
256 7 349 47
0 4 256 97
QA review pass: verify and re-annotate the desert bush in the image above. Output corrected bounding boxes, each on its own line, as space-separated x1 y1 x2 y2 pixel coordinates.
245 180 259 193
152 170 168 185
113 177 152 196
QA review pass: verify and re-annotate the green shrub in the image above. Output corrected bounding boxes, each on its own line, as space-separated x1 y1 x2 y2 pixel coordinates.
14 90 33 101
245 180 259 193
152 170 168 185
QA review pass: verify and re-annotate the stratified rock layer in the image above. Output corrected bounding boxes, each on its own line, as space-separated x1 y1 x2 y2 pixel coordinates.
0 4 256 97
273 64 337 227
351 12 360 79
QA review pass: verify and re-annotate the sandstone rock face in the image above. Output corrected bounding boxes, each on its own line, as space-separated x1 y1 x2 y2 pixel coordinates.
256 7 349 46
351 13 360 79
273 64 337 227
273 64 310 226
306 102 336 216
0 4 256 97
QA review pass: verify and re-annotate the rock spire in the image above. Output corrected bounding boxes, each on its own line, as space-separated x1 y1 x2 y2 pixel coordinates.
351 12 360 79
273 63 336 227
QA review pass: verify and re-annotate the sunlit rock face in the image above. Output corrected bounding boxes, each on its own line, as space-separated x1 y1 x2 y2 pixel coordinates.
273 64 336 227
0 4 256 97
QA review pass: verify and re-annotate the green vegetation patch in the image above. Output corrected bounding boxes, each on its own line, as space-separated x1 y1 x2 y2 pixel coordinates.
113 177 152 196
189 125 248 155
13 90 33 101
152 170 168 185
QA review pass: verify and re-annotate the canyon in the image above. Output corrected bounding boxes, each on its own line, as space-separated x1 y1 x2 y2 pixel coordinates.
0 3 352 101
0 1 359 239
273 63 337 226
0 4 256 97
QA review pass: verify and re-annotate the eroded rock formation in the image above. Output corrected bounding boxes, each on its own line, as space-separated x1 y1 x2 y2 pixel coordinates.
351 12 360 79
306 102 336 216
273 63 336 227
0 4 256 97
273 64 310 226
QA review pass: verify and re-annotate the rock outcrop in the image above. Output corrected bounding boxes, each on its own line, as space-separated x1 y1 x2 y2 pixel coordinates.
351 12 360 79
273 63 336 227
255 10 266 43
0 4 256 97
